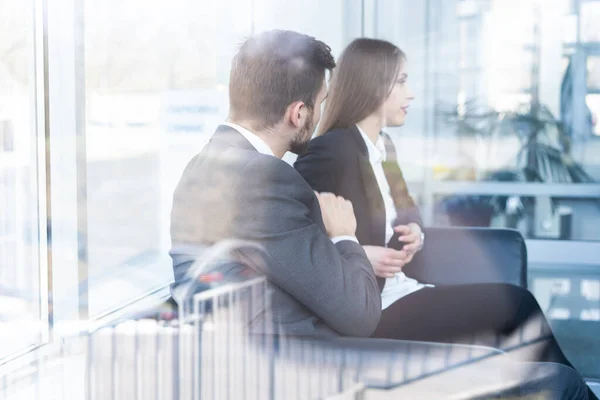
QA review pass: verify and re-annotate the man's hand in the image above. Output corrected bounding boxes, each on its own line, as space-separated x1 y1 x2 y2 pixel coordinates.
363 245 412 278
394 223 423 255
315 192 357 238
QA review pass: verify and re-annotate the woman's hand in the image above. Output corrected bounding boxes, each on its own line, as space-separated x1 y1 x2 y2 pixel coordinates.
363 245 412 278
393 223 423 255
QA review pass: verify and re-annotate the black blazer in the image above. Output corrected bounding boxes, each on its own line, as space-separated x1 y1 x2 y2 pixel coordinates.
170 125 381 337
295 125 423 290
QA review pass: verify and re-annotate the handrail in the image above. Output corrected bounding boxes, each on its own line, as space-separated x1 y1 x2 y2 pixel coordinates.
415 181 600 198
0 276 562 399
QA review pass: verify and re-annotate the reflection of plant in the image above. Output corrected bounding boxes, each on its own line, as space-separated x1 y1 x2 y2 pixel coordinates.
438 101 596 226
505 104 594 184
480 170 531 219
440 195 495 227
442 101 595 185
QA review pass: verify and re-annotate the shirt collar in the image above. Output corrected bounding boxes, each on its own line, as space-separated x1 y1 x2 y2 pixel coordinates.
222 122 275 157
356 124 387 164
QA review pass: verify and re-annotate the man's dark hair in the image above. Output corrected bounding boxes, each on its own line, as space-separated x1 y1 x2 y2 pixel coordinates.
229 30 335 130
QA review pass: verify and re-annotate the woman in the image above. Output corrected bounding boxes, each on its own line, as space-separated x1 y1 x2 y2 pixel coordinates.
294 38 596 399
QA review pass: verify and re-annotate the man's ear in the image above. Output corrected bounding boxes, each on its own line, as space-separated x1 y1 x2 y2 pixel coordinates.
286 101 306 128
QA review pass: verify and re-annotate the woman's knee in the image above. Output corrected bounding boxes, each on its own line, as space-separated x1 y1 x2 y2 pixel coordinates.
515 363 588 400
495 284 544 332
501 284 541 311
518 287 543 314
543 364 589 400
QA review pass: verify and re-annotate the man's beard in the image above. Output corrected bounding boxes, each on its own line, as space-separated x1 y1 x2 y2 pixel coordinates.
289 108 315 155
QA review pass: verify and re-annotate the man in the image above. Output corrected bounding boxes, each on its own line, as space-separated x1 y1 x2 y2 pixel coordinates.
170 30 381 337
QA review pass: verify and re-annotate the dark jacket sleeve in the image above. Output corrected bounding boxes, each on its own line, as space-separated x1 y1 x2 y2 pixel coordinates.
232 157 381 337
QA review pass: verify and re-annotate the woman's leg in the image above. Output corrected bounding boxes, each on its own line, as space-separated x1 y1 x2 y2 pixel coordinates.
372 283 572 366
372 283 598 399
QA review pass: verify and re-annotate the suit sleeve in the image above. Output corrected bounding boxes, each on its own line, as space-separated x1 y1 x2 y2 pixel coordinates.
232 157 381 337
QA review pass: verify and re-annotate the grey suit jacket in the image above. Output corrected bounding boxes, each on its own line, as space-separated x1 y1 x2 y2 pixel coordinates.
170 125 382 337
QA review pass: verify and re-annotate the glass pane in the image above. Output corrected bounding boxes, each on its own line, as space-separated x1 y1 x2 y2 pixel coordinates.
82 0 357 317
588 56 600 89
586 94 600 136
457 0 480 18
377 0 599 379
83 0 252 317
0 0 43 358
562 14 578 44
376 0 597 185
580 2 600 42
431 192 600 241
253 0 354 57
529 266 600 379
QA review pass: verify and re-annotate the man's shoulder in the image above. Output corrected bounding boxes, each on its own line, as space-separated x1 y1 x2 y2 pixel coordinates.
181 140 258 179
244 153 313 194
182 140 308 193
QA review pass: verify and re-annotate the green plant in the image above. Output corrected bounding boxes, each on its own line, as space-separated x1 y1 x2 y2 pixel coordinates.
438 100 595 226
442 101 594 184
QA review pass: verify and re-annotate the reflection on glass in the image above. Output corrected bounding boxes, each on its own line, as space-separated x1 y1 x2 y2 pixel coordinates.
434 192 600 242
562 14 578 44
581 2 600 42
0 0 42 359
81 0 357 317
588 56 600 90
457 0 480 17
530 274 600 324
586 94 600 136
83 0 250 317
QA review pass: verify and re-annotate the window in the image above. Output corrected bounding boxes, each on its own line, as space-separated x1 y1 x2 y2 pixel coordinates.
376 0 600 380
587 94 600 135
0 0 46 359
0 0 361 364
80 0 254 317
0 0 597 385
580 1 600 42
80 0 358 317
587 56 600 89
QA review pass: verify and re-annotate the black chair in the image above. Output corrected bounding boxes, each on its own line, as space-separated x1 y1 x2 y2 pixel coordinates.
404 227 527 288
89 228 540 399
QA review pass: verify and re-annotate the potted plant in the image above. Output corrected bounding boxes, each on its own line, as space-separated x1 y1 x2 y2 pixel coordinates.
437 101 595 231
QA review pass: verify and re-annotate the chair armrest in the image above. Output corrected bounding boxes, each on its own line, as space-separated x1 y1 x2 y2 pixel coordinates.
402 227 527 288
249 334 507 393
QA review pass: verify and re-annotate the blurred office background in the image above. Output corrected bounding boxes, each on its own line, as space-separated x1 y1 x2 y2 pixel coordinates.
0 0 598 383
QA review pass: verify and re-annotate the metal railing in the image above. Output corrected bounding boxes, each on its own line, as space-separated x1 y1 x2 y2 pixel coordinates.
0 274 559 400
423 181 600 197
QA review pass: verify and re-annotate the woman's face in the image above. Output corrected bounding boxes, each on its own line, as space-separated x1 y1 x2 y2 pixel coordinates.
382 64 414 127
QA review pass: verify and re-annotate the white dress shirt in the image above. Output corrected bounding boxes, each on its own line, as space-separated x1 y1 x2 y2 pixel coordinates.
223 122 358 245
356 125 429 310
223 122 275 157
